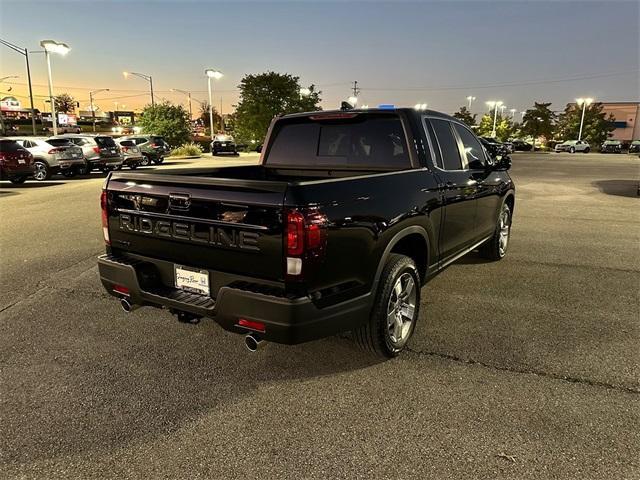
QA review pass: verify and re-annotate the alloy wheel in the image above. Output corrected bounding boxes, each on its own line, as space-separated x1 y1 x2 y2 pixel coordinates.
498 207 511 257
386 272 417 346
33 162 48 181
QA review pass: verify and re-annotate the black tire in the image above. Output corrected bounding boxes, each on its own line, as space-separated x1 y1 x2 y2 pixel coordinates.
140 155 150 166
353 253 420 357
61 169 76 178
212 149 218 156
569 147 575 153
583 147 590 153
129 163 138 170
9 176 27 184
480 202 512 261
76 162 90 176
153 156 164 165
33 161 51 181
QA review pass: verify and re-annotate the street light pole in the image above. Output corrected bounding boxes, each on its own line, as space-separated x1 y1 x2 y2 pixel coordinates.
0 39 37 135
487 101 503 138
123 71 154 106
466 95 476 110
171 88 193 120
89 88 109 132
40 39 70 136
44 49 57 135
576 97 593 141
204 69 223 141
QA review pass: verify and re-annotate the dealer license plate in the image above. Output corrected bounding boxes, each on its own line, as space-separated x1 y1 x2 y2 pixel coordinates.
18 159 25 164
175 265 210 296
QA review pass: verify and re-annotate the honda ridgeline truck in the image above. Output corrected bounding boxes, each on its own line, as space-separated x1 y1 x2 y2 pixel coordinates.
98 107 515 357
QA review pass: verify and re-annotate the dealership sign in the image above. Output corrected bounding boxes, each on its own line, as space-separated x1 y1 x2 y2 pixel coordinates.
1 96 21 111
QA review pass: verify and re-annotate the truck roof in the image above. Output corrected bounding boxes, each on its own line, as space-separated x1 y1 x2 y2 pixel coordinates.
280 107 458 122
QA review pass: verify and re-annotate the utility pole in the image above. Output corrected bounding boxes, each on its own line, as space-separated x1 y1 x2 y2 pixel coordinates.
352 80 360 98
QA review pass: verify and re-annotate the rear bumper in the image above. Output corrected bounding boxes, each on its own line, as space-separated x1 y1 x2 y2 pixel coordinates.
98 253 371 344
0 164 34 178
57 158 86 170
89 156 124 167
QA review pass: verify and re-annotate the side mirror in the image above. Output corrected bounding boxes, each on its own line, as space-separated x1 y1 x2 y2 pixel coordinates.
495 155 511 171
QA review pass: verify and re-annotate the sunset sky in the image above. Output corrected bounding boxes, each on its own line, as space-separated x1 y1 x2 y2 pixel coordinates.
1 0 638 116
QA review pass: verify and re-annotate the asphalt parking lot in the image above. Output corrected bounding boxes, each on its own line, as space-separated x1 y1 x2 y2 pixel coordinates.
0 152 638 479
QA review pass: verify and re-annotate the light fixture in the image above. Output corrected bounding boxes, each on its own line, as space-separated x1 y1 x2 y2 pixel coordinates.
40 40 70 55
205 69 223 80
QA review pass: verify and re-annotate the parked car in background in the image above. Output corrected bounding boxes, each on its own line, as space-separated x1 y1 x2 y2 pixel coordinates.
210 134 238 155
51 134 124 173
501 141 514 153
480 137 509 159
600 140 623 153
13 137 84 180
510 139 533 151
119 135 169 164
629 140 640 153
115 139 144 169
555 140 590 153
0 138 35 184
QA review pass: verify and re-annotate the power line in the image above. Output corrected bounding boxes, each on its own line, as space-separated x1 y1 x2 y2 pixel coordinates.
360 70 639 92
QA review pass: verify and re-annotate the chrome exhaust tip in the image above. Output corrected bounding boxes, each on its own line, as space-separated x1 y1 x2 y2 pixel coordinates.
244 333 264 352
120 297 139 313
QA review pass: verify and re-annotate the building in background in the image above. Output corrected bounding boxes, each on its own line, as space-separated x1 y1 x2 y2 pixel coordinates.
600 102 639 142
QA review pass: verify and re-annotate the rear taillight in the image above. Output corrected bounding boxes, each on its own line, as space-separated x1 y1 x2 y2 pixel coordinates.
101 189 110 245
47 148 63 154
0 153 5 164
121 146 129 152
285 208 328 278
93 146 101 154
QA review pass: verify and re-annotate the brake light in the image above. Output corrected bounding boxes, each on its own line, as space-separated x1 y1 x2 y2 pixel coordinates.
101 189 110 245
285 208 328 277
286 210 305 256
237 318 265 333
47 148 63 154
93 146 101 154
113 285 130 295
121 146 129 152
0 153 5 164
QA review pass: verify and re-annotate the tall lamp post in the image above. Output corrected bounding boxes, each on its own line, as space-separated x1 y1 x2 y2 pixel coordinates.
123 71 154 106
89 88 109 132
509 108 517 119
466 95 476 110
40 40 71 136
486 100 503 138
0 39 37 135
575 97 593 141
171 88 193 119
205 69 223 140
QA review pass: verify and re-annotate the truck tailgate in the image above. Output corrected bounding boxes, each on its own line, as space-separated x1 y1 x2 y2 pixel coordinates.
106 172 287 282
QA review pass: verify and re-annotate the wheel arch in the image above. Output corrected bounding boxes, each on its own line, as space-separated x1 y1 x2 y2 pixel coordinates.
372 226 430 291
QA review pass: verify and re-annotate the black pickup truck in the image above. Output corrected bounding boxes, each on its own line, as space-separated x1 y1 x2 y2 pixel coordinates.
98 107 515 357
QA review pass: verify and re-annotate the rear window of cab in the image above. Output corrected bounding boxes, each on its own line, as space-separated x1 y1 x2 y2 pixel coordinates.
265 113 411 169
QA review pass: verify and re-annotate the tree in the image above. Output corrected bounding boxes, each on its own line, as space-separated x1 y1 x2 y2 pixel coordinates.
452 106 476 128
555 102 615 146
54 93 76 113
198 101 222 133
137 101 191 147
234 71 321 142
476 111 517 141
521 102 556 151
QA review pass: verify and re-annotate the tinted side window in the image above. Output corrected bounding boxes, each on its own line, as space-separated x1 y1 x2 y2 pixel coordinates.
431 119 462 170
453 123 486 169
